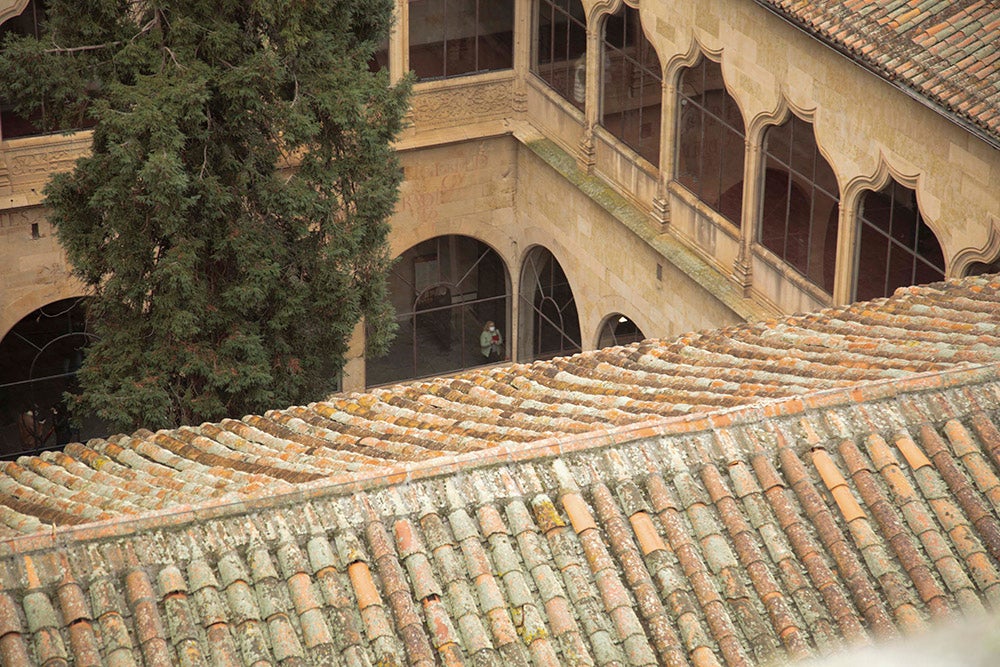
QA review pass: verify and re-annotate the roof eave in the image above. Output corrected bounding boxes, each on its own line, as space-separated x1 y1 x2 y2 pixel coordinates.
750 0 1000 153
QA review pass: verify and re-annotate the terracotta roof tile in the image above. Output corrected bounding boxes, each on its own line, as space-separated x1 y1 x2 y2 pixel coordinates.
2 276 1000 663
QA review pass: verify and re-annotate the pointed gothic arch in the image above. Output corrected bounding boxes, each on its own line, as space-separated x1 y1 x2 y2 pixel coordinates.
598 3 662 165
853 178 945 301
674 54 746 226
758 112 841 294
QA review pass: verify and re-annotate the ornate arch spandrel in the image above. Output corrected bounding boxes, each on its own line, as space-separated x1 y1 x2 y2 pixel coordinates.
842 156 950 300
952 217 1000 278
0 0 30 27
664 35 723 86
841 157 936 246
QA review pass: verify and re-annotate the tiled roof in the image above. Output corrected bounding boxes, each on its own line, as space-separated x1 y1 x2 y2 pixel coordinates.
756 1 1000 146
0 274 998 665
2 276 999 536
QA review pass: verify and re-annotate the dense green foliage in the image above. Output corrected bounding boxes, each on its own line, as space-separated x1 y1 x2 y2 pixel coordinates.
0 0 410 430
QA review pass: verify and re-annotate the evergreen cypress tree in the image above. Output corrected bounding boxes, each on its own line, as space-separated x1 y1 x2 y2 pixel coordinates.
0 1 410 430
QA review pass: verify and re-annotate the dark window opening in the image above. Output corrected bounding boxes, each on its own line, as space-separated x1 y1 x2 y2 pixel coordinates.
408 0 514 81
369 37 389 73
855 180 944 301
597 314 644 348
0 298 100 458
966 259 1000 277
675 56 745 226
533 0 587 110
759 115 840 293
600 6 661 165
518 246 581 361
367 235 510 386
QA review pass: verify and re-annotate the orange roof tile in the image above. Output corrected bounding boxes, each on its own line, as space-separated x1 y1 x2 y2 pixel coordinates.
0 275 999 663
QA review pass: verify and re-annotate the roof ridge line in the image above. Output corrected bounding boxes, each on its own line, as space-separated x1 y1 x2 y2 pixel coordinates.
2 361 998 557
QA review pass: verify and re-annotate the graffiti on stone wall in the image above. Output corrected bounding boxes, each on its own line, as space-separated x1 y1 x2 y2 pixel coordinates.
398 144 491 217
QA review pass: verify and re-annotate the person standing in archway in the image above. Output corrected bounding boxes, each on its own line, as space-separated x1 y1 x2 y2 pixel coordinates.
17 406 52 452
480 321 503 363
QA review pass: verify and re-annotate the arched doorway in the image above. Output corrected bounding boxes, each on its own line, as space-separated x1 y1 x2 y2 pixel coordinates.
597 313 644 348
518 246 582 361
367 235 511 386
0 297 93 456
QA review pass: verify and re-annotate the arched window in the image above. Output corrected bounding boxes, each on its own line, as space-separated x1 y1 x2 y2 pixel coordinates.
367 236 510 386
676 57 745 226
408 0 515 80
0 297 93 457
533 0 587 110
597 314 644 348
759 115 840 293
855 180 944 301
600 5 661 165
519 247 581 361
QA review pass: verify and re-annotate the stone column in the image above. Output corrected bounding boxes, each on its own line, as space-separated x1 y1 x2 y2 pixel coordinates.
653 76 677 231
512 0 532 115
340 320 368 393
734 136 762 295
390 0 408 85
578 23 602 173
832 195 857 305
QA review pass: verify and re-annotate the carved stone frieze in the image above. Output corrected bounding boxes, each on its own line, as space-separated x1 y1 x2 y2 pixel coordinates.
408 80 513 129
2 134 91 193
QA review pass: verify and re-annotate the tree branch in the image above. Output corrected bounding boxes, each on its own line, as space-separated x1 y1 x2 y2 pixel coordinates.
45 42 122 54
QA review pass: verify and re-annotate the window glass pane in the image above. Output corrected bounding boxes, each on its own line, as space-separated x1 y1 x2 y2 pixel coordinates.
764 123 792 168
536 2 554 64
476 0 514 73
789 117 815 180
598 315 644 348
675 57 744 226
518 247 581 361
600 7 661 166
409 0 447 79
917 220 945 271
676 97 705 194
855 221 889 302
367 235 511 386
887 242 915 290
759 115 841 293
855 180 944 300
533 0 586 109
409 0 513 81
965 260 1000 276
